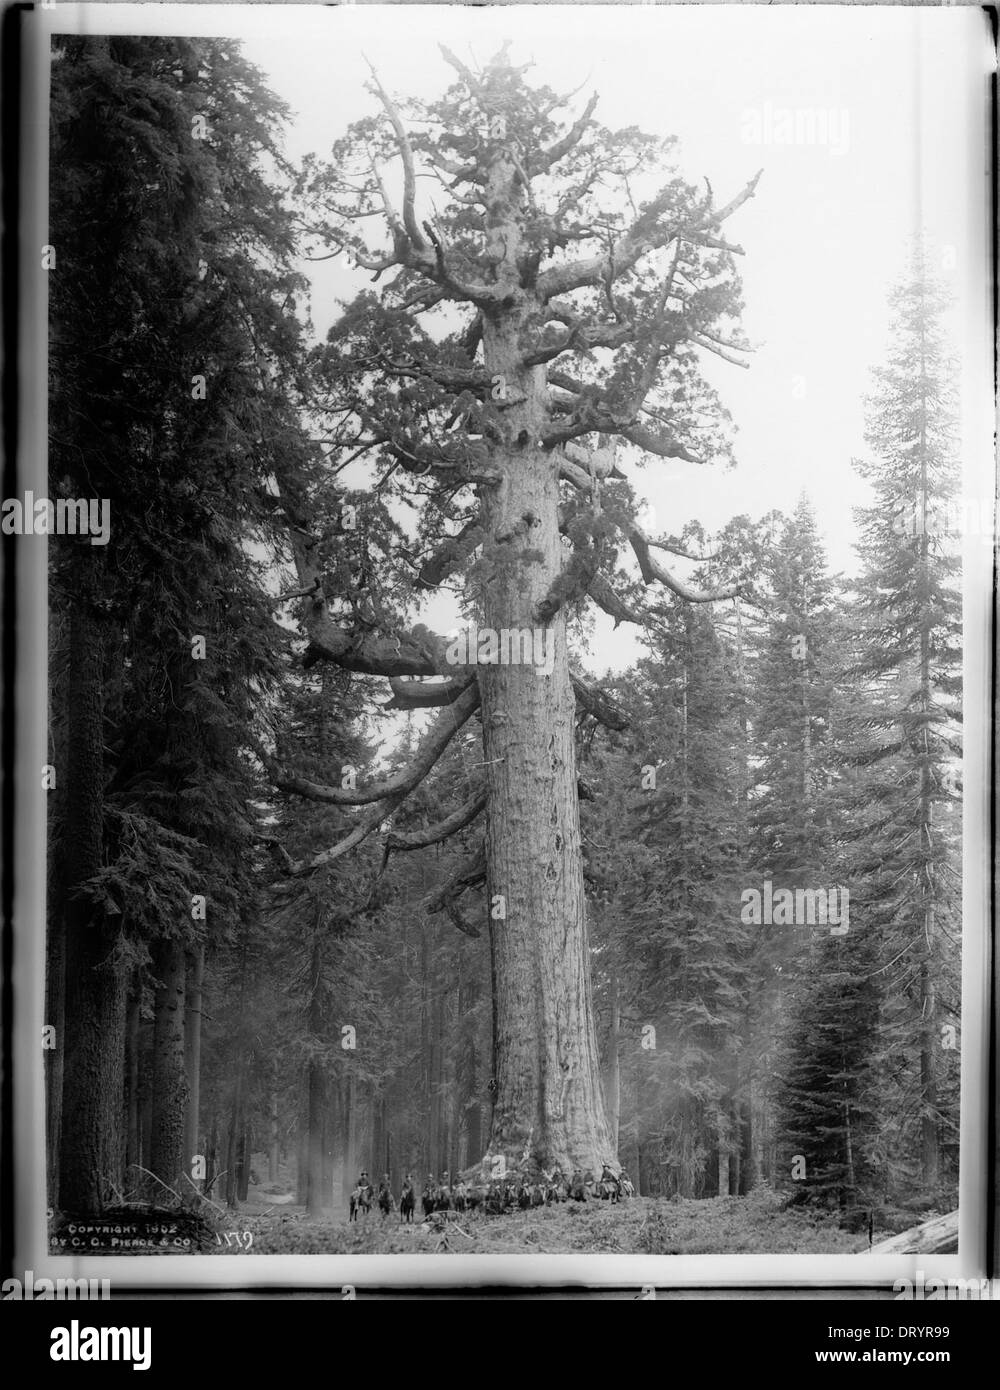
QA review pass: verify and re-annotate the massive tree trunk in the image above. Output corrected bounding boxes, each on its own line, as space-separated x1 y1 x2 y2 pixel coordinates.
477 293 614 1176
58 591 127 1212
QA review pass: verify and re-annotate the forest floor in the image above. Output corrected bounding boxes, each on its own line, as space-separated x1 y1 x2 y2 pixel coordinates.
213 1186 887 1255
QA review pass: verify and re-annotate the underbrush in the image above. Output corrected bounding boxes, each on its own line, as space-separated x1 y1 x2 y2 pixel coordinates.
226 1189 870 1256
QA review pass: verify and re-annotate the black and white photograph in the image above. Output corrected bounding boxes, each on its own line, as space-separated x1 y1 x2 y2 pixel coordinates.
7 0 994 1293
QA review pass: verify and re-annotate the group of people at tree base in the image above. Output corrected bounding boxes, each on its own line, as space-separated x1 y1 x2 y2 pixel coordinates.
349 1163 635 1222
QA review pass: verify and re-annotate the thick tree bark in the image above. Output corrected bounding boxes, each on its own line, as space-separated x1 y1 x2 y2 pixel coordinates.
469 133 616 1171
58 593 127 1212
150 937 188 1193
478 444 615 1173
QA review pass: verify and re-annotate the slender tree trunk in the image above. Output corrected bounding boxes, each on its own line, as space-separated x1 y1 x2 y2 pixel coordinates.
139 1025 154 1177
342 1073 356 1203
268 1060 280 1184
150 937 188 1193
236 1125 250 1202
420 926 432 1172
729 1099 741 1195
916 346 940 1193
371 1091 385 1187
718 1119 730 1198
842 1038 858 1208
305 1059 326 1217
429 991 442 1175
295 1118 307 1207
920 956 939 1189
604 968 621 1156
45 892 66 1207
305 929 327 1216
184 944 204 1181
124 983 141 1177
58 592 127 1212
225 1067 244 1209
46 616 68 1208
205 1114 219 1198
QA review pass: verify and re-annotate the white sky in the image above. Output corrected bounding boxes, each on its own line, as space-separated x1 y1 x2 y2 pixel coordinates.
51 6 996 684
234 3 993 674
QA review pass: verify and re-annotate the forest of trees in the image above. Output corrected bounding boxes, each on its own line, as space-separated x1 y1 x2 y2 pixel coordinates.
44 36 961 1239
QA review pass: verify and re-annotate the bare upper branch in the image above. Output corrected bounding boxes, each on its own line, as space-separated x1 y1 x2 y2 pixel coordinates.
629 526 739 603
532 92 600 173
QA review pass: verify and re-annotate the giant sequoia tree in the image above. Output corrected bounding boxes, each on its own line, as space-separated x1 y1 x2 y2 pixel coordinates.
275 46 760 1174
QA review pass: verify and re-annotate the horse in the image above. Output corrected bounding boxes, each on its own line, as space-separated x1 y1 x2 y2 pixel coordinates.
377 1184 394 1218
349 1184 372 1221
400 1182 415 1224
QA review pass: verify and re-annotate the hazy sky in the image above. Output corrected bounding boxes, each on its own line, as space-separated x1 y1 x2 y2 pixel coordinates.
234 3 992 673
52 5 995 683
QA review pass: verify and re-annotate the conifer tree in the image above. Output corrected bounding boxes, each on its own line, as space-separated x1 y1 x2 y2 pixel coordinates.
846 259 962 1194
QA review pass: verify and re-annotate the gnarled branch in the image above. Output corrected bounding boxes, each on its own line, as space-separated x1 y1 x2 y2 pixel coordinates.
271 681 481 807
383 675 474 709
532 92 600 173
423 841 486 938
569 673 629 732
386 787 488 852
629 527 738 603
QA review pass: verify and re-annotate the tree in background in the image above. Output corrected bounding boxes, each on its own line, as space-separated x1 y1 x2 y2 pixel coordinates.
845 259 962 1196
47 35 313 1211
